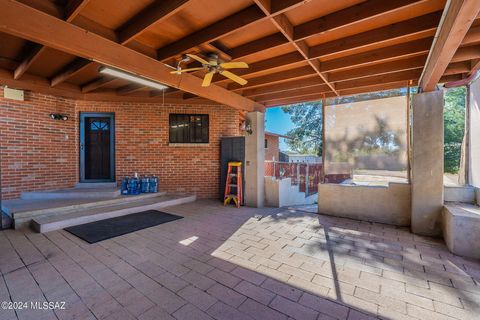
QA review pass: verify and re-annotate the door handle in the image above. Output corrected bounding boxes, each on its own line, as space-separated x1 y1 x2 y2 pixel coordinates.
80 143 84 151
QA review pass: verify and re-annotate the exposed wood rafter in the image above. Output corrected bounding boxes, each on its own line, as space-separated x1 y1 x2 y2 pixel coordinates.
0 0 263 111
419 0 480 91
252 0 339 95
13 0 90 80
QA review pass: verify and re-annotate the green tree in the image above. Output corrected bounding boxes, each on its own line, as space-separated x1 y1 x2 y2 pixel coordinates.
281 102 323 156
444 87 466 173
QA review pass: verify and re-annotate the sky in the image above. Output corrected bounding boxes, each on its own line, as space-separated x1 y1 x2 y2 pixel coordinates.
265 107 294 151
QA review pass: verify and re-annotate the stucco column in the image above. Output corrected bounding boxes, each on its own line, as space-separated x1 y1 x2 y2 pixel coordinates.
411 90 444 236
468 79 480 188
245 111 265 208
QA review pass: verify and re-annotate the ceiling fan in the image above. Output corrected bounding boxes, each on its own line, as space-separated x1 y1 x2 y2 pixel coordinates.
171 53 249 87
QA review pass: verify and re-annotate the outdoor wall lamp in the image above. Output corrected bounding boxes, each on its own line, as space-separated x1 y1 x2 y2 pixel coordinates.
50 113 69 121
241 119 253 135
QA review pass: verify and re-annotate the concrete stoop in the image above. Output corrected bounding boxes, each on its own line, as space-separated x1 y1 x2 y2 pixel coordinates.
31 193 196 233
21 187 121 200
3 190 196 232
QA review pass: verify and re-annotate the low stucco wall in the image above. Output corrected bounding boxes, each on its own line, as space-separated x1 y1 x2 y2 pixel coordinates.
265 177 316 207
442 204 480 259
318 182 411 226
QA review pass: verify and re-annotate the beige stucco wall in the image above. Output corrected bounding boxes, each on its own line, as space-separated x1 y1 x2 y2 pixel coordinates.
318 182 411 226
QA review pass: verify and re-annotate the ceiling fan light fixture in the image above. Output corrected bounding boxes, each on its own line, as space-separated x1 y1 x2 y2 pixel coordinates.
99 66 169 90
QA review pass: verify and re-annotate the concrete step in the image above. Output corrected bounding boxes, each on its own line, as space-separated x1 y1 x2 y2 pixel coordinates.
21 187 121 200
32 193 196 233
4 192 166 228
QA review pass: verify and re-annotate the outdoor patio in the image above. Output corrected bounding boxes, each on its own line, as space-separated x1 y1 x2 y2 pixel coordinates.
1 200 479 320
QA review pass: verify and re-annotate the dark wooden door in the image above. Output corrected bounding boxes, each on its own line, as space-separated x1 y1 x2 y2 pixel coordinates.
80 113 115 182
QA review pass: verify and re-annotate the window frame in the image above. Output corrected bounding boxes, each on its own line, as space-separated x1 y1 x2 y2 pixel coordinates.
169 113 209 144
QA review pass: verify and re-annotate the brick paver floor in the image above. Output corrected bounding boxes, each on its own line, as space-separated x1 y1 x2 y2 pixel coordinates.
0 200 479 320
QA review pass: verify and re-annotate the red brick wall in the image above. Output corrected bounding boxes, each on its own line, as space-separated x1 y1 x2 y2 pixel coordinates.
0 88 240 199
265 134 279 161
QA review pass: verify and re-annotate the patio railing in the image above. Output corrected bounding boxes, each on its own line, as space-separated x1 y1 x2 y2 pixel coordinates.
264 161 323 196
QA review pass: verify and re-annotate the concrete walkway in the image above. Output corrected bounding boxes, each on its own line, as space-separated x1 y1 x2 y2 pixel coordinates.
0 200 479 320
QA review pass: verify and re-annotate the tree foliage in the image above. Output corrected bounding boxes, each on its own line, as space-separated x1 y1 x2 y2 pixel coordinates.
281 102 323 156
444 86 466 173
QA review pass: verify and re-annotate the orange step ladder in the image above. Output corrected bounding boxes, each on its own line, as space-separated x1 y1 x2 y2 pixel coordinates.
223 162 243 208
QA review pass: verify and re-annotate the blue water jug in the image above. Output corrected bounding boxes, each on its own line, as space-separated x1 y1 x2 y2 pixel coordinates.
149 176 158 193
129 175 140 195
141 176 149 193
121 177 129 195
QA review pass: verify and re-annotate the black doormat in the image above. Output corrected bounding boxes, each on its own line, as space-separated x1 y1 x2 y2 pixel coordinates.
64 210 183 244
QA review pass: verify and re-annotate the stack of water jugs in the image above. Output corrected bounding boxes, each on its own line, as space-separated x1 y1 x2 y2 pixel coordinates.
121 172 158 195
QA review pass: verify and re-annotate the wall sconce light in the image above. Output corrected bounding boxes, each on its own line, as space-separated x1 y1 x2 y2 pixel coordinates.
50 113 69 121
241 119 253 135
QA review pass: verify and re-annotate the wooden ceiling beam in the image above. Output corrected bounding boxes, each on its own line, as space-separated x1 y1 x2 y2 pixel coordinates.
327 55 427 82
294 0 424 41
444 61 471 75
243 76 323 97
253 84 330 102
335 68 422 90
13 0 90 80
117 84 145 95
228 33 287 60
228 66 316 90
253 0 338 94
0 67 216 104
451 45 480 62
264 93 333 107
320 37 433 72
0 0 263 111
309 11 441 59
228 1 438 62
81 77 116 93
157 5 266 61
462 25 480 45
263 80 417 107
64 0 91 22
50 58 91 87
419 0 480 91
118 0 190 45
215 52 304 83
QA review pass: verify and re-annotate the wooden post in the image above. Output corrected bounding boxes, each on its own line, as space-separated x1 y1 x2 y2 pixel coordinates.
305 163 309 196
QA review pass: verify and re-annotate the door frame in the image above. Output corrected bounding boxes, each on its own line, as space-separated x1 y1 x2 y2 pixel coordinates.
79 112 115 182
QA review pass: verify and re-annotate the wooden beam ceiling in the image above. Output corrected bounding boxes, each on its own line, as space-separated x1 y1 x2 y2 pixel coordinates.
419 0 480 91
293 0 425 41
0 0 263 111
309 11 441 59
227 2 439 61
253 0 338 94
13 0 90 80
117 0 190 45
156 5 266 61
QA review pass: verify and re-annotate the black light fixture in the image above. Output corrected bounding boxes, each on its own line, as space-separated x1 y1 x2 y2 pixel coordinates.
50 113 68 121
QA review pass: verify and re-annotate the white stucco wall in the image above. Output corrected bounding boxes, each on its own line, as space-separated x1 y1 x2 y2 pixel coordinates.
264 177 316 207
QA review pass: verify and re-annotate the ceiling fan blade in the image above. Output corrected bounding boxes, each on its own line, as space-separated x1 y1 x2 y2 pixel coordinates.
170 67 204 74
202 72 214 87
186 53 209 65
220 70 248 85
220 62 249 69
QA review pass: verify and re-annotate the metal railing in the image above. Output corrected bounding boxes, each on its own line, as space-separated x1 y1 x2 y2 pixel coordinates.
265 161 323 196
